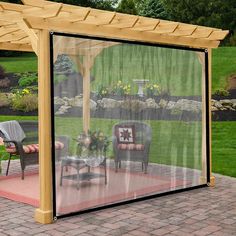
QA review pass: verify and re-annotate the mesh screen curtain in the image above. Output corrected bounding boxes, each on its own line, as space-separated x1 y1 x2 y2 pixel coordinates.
51 33 208 217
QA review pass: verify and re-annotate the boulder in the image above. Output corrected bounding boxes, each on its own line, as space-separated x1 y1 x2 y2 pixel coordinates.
220 99 233 106
159 99 168 108
98 98 121 109
54 97 66 106
174 99 202 113
69 97 83 107
166 101 176 110
55 105 72 115
214 101 223 109
90 99 97 111
230 99 236 109
145 98 160 109
68 96 97 111
121 99 146 112
211 106 218 111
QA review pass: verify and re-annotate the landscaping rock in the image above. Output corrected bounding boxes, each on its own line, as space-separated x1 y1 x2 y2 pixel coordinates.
174 99 202 113
159 99 168 108
145 98 160 109
121 99 146 112
67 96 97 110
55 105 72 115
97 98 121 109
214 101 223 109
166 101 176 110
90 100 97 111
68 96 83 107
54 97 66 106
211 106 218 111
220 99 233 106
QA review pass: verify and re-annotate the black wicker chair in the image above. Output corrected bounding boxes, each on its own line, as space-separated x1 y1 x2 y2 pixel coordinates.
0 120 69 179
112 121 152 174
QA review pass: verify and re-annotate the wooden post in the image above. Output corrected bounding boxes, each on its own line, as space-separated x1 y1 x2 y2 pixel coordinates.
208 48 215 187
197 52 207 184
34 29 53 224
83 55 91 134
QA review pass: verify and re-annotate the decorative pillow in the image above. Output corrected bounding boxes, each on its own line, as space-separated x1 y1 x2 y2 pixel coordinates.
116 125 135 144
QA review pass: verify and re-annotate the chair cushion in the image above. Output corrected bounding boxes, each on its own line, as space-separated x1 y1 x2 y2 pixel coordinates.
117 143 144 151
6 141 65 154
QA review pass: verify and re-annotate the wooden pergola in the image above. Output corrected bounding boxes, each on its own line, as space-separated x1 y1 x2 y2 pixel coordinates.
0 0 228 224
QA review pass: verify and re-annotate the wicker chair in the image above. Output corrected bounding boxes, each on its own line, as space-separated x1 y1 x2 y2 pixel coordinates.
112 121 152 173
0 120 68 179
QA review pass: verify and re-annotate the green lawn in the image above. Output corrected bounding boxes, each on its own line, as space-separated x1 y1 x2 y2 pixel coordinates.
212 47 236 92
212 122 236 177
90 45 202 96
0 53 37 73
55 117 202 170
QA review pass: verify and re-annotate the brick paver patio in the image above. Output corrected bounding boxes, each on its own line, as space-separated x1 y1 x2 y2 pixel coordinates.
0 174 235 235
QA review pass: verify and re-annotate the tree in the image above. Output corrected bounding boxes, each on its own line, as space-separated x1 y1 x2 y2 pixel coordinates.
117 0 138 15
162 0 236 30
51 0 118 10
161 0 236 44
1 0 21 3
141 0 168 19
1 0 118 10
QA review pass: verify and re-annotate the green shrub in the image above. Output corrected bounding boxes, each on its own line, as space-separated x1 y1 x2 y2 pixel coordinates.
112 80 131 95
213 89 230 97
18 74 38 87
11 89 38 112
144 83 160 97
97 85 109 98
0 93 10 107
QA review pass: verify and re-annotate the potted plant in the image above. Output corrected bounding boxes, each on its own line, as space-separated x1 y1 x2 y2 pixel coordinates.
76 130 110 167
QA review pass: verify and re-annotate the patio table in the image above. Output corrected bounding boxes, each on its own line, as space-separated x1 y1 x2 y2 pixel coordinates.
60 156 107 190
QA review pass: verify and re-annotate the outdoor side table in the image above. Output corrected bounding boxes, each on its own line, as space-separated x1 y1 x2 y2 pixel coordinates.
60 156 107 190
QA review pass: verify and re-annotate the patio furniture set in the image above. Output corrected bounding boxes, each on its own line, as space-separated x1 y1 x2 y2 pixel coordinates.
0 120 152 188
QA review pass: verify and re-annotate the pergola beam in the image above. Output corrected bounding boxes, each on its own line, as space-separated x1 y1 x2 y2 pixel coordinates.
25 16 221 49
0 41 33 51
17 19 38 55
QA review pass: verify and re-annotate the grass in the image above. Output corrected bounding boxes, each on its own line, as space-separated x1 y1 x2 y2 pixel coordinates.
212 47 236 93
212 122 236 177
0 53 37 73
90 45 202 96
0 115 235 177
1 47 236 95
55 117 202 170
